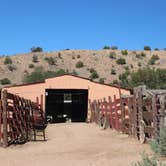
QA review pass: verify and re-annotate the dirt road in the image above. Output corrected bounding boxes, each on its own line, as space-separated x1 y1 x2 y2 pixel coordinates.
0 123 151 166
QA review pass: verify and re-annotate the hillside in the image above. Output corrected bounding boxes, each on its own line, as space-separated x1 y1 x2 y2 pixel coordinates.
0 49 166 88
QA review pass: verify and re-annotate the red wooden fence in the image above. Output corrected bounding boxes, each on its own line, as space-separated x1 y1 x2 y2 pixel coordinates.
0 90 46 147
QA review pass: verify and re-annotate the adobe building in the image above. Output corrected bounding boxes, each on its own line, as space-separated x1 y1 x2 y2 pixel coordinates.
3 75 130 122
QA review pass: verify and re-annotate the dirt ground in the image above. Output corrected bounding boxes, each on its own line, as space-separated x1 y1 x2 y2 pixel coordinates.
0 123 152 166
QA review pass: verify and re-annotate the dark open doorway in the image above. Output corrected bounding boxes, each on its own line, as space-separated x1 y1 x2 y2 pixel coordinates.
45 89 88 123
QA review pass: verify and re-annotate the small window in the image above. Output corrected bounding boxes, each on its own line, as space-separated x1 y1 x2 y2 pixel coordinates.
64 93 72 103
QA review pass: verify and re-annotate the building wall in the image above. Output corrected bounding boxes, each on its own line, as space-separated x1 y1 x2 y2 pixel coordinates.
5 75 130 111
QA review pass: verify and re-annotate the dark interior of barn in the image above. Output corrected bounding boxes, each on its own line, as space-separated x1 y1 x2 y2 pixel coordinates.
45 89 88 123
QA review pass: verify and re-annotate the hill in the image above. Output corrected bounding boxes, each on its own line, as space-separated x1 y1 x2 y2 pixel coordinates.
0 49 166 88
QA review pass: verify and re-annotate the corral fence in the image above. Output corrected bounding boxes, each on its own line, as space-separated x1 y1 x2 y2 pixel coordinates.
0 90 46 147
89 86 166 143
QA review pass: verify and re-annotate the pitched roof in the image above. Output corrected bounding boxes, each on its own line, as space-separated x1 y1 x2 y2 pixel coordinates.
3 74 131 91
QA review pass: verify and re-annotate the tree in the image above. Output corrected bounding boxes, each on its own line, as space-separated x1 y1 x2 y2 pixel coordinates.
4 57 12 65
103 46 111 49
144 46 151 51
31 46 43 52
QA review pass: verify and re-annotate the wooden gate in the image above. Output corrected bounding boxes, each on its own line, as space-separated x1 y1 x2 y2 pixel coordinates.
0 90 46 147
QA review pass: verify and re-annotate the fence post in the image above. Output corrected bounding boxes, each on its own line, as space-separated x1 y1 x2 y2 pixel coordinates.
2 90 8 147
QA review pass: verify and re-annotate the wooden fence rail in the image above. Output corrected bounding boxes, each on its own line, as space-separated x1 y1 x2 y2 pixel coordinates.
0 90 46 147
89 86 166 143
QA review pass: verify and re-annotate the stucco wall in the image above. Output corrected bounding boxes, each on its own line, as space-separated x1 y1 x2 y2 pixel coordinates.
5 75 130 111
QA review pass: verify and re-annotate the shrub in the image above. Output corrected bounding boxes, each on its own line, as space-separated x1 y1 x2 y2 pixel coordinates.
131 152 166 166
138 62 142 67
116 58 126 65
76 61 84 68
7 64 17 71
45 57 56 65
103 46 110 49
148 54 159 65
111 69 116 75
71 70 78 76
72 56 75 59
31 46 43 52
154 48 159 51
32 55 38 63
4 57 12 65
144 46 151 51
99 78 104 84
77 55 80 58
0 78 11 85
112 80 119 85
136 52 146 59
150 127 166 156
29 64 34 68
109 52 116 59
121 50 128 55
110 46 118 50
23 67 67 83
89 68 96 73
90 71 99 79
127 68 166 89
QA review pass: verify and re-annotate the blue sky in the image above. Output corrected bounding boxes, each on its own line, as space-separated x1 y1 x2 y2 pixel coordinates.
0 0 166 55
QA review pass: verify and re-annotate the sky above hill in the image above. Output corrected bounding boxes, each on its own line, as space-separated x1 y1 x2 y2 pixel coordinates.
0 0 166 55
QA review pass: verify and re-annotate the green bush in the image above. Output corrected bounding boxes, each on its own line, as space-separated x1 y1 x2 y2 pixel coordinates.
29 64 35 68
136 52 146 59
71 70 78 76
154 48 159 51
121 50 128 55
138 62 142 67
109 52 116 59
76 61 84 68
90 71 99 79
124 68 166 89
148 54 160 65
4 57 12 65
131 152 166 166
45 57 56 65
0 78 11 85
32 55 38 63
103 46 110 49
112 80 119 85
144 46 151 51
150 127 166 156
111 69 116 75
23 67 66 83
99 78 104 84
116 58 126 65
31 46 43 52
89 68 96 73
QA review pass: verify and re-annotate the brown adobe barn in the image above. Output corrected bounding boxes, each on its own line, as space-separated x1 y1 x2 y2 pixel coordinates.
3 74 130 122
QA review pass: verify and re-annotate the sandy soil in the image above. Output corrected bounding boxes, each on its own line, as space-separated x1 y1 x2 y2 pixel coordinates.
0 123 152 166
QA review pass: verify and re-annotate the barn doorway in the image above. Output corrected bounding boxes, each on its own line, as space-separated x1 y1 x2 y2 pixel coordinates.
45 89 88 123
